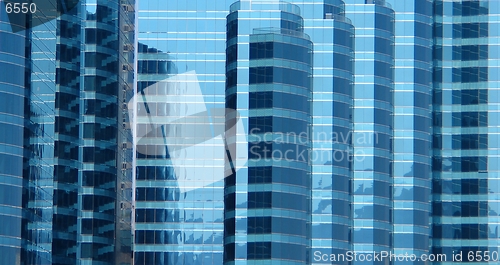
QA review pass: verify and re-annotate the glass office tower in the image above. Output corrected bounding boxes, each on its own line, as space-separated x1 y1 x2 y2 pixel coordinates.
432 0 500 264
0 0 134 264
4 0 500 265
345 1 394 263
79 0 135 263
286 1 355 263
27 4 82 264
0 5 32 265
385 0 433 264
224 1 312 264
28 0 134 263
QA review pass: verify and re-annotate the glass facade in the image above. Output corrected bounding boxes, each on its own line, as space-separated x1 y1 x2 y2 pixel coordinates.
116 0 135 263
0 5 30 265
345 1 395 262
130 0 500 264
78 0 134 263
224 2 313 264
133 1 232 264
2 1 500 265
386 0 433 264
432 0 500 264
38 6 81 265
0 0 134 264
286 1 355 264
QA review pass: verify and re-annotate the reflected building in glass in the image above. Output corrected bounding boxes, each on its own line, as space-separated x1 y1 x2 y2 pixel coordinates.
0 0 134 264
3 0 500 265
133 0 232 264
133 43 184 265
134 0 500 264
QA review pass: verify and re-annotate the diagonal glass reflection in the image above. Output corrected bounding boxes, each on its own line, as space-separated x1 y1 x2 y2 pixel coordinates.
129 71 247 193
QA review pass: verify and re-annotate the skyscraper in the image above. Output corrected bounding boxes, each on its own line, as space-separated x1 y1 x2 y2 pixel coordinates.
78 0 134 262
386 0 433 263
303 1 355 263
224 1 313 263
0 0 135 264
432 0 500 263
132 0 500 265
28 3 81 263
3 0 500 265
345 2 395 262
0 4 32 264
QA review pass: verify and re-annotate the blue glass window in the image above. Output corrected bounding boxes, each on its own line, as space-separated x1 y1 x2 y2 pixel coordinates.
249 92 273 109
415 68 431 86
461 23 488 38
224 243 235 262
247 217 271 234
226 44 237 64
226 69 237 89
334 28 353 48
452 134 488 150
415 22 432 39
250 42 312 65
249 116 272 133
248 192 272 209
459 112 488 127
459 1 489 16
248 167 272 184
274 218 307 236
224 218 235 237
460 45 488 61
247 242 271 259
334 78 352 96
374 61 392 79
333 52 352 71
249 42 273 59
455 89 488 105
227 20 238 40
375 14 393 32
415 0 432 15
415 45 432 62
461 156 487 172
225 193 235 211
249 67 273 84
226 94 237 110
461 67 488 83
